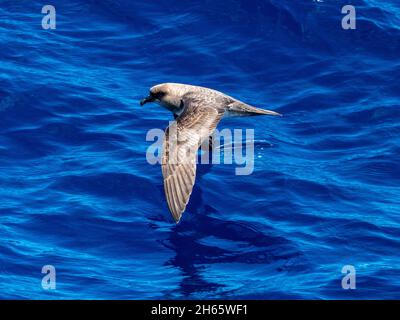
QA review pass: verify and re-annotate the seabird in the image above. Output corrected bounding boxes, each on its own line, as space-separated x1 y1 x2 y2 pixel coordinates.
140 83 281 223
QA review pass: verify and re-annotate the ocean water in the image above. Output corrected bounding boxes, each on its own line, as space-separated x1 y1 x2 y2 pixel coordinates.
0 0 399 299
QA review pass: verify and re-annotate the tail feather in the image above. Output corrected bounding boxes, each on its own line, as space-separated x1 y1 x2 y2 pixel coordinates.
227 101 282 117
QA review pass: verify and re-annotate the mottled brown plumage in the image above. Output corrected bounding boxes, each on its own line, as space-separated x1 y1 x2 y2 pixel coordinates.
140 83 281 223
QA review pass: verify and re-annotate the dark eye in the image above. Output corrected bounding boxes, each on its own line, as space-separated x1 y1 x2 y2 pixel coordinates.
153 91 165 99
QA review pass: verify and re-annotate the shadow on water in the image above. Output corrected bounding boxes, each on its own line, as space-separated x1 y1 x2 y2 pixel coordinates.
155 162 307 298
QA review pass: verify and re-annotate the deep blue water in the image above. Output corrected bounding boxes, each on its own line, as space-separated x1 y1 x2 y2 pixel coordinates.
1 0 400 299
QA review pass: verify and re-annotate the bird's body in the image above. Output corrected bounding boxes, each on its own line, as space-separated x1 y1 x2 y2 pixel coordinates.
140 83 281 223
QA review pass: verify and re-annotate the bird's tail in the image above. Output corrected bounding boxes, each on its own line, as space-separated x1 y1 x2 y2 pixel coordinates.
227 101 282 117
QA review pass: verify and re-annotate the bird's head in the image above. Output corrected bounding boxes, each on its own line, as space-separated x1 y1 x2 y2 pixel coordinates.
140 83 187 112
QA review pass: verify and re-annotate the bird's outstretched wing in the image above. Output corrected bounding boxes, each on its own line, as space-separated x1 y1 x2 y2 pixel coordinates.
161 96 224 222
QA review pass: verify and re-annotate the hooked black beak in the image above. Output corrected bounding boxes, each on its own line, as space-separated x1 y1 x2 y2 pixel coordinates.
140 95 154 106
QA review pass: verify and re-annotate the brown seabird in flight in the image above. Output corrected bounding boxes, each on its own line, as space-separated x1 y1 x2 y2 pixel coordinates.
140 83 281 223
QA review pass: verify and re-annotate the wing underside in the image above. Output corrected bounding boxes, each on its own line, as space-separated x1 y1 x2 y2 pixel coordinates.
161 97 223 222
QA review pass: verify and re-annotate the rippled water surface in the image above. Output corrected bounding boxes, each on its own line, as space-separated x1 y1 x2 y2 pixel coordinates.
0 0 399 299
